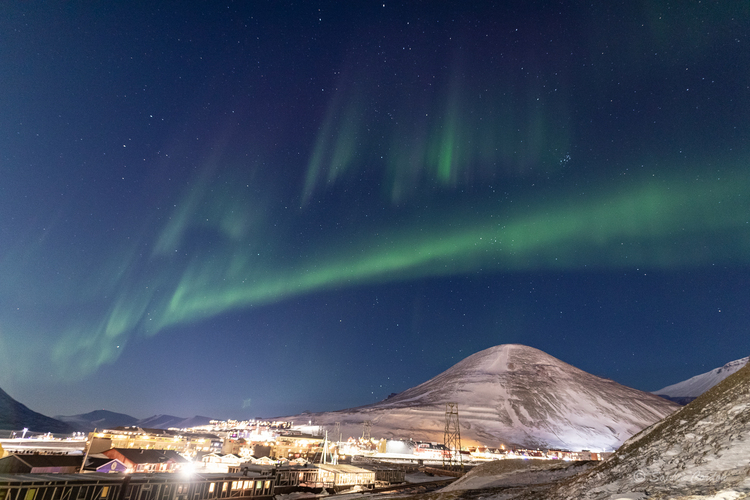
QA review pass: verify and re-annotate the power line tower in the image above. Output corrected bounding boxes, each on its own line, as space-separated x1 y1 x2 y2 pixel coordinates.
443 402 462 469
362 420 372 441
334 422 341 443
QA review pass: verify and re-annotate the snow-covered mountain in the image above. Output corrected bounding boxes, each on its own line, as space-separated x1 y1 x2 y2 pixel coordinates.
653 355 749 402
135 414 214 429
54 412 217 432
284 344 679 451
55 409 139 432
536 353 750 499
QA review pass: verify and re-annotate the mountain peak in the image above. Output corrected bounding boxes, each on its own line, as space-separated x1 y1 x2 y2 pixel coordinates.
451 344 572 375
286 344 678 451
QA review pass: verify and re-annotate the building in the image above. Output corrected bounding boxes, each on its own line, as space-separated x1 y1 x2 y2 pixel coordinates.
0 438 85 457
271 435 324 461
236 462 385 494
101 449 188 473
234 464 302 494
90 429 220 456
200 454 243 473
357 463 405 486
0 472 275 500
84 457 128 474
0 455 83 474
299 464 375 491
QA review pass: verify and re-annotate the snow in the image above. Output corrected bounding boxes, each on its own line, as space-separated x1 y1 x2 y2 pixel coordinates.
654 356 749 398
440 459 594 492
282 344 678 452
535 361 750 499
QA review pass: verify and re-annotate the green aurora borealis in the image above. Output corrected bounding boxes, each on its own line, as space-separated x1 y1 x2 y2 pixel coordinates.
10 160 745 381
1 1 749 419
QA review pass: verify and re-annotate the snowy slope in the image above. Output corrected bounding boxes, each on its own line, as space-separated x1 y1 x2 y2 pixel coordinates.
283 344 678 451
653 356 749 398
536 357 750 499
135 414 215 429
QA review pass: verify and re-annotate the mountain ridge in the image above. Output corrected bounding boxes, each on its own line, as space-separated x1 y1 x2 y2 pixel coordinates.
54 412 216 432
653 355 749 399
535 352 750 499
0 386 73 434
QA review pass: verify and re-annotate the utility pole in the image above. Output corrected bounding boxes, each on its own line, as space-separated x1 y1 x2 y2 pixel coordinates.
443 403 462 470
79 428 97 473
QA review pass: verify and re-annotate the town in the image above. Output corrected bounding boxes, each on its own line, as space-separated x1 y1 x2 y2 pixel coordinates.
0 417 613 500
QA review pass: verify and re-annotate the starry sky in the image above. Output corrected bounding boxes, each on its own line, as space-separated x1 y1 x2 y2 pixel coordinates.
1 1 749 422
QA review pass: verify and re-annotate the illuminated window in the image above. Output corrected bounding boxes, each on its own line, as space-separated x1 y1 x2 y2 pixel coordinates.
208 484 215 494
24 490 36 500
100 487 110 498
222 483 227 493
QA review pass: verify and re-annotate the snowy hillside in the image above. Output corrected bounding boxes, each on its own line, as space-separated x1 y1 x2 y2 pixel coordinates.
654 355 749 398
536 356 750 499
136 414 214 429
284 344 678 451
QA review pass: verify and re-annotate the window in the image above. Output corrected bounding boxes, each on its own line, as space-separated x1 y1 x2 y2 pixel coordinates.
100 487 110 499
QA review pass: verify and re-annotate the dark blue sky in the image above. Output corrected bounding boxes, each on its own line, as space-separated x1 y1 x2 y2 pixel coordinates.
1 1 749 421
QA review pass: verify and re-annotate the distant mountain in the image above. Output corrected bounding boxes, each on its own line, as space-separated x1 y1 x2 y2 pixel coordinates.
52 412 216 432
134 414 186 429
136 414 214 429
55 410 139 432
537 353 750 499
653 355 749 403
283 344 679 451
174 415 214 428
0 386 74 434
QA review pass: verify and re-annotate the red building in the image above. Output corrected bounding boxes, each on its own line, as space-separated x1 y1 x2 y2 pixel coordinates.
102 448 188 473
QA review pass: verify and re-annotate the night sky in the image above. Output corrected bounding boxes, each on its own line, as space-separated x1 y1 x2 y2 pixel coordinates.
1 1 749 421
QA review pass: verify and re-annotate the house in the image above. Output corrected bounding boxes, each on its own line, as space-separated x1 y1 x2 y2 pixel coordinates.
200 453 243 473
102 448 188 473
300 464 375 491
0 454 83 474
84 455 128 473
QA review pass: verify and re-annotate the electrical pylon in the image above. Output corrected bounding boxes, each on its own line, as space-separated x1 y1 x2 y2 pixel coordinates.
334 421 341 443
443 402 462 469
362 420 372 440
